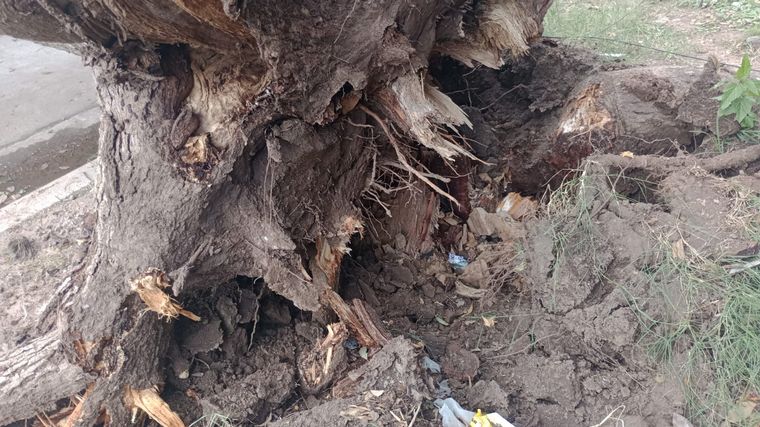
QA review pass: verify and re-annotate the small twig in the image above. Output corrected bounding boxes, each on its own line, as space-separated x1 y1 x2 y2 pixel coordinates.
589 404 626 427
487 333 560 360
389 410 404 423
727 258 760 276
407 402 422 427
479 84 526 112
382 160 451 182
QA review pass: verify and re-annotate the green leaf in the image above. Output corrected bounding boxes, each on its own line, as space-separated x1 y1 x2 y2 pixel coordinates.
735 97 754 124
434 315 450 326
749 80 760 98
740 113 756 129
719 103 739 118
719 83 745 111
736 54 752 80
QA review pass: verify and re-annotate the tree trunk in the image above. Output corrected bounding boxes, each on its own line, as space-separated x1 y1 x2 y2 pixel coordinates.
0 0 551 424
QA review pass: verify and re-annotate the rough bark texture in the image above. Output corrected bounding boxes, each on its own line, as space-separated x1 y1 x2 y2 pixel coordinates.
0 332 92 424
0 0 551 424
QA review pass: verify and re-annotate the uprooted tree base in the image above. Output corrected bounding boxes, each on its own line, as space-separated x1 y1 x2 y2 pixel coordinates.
0 0 555 425
4 0 760 425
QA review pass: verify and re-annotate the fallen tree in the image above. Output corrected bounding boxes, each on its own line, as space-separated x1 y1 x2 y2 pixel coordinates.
0 0 551 424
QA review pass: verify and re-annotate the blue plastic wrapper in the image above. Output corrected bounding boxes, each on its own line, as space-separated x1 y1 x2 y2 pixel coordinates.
343 337 359 350
448 252 469 270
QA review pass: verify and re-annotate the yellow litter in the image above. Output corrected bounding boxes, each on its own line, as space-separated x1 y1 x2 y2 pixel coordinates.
437 398 515 427
471 409 492 427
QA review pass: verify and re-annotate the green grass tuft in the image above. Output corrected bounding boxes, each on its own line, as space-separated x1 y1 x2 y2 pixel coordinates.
625 191 760 426
546 163 760 425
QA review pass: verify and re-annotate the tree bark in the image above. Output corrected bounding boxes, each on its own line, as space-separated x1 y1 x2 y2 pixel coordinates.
0 0 551 424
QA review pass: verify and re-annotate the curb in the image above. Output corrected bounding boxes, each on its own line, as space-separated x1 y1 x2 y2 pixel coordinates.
0 159 98 234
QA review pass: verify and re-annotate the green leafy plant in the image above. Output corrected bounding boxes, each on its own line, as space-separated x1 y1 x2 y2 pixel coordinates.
717 55 760 129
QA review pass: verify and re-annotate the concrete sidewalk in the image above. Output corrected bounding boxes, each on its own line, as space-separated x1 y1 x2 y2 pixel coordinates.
0 36 99 207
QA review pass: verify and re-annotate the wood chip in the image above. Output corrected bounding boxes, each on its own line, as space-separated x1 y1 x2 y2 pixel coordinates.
124 386 185 427
131 269 200 321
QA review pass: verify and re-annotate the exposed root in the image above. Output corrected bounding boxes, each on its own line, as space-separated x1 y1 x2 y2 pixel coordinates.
590 144 760 175
435 0 544 68
701 144 760 172
61 384 93 427
375 76 476 162
359 104 460 207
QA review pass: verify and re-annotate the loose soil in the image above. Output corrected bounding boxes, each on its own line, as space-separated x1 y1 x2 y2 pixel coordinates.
4 42 760 426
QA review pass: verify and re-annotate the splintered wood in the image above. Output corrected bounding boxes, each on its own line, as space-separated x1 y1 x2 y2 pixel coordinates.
322 290 390 348
299 322 349 394
436 0 544 68
124 386 184 427
131 269 200 321
313 216 389 348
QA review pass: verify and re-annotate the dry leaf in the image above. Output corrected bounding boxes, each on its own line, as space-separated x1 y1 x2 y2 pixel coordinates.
497 192 538 220
482 316 496 328
339 90 362 114
435 315 450 326
454 281 488 299
124 386 185 427
724 399 757 424
672 239 687 260
339 405 379 422
131 269 200 321
620 151 635 158
463 304 474 316
358 347 369 360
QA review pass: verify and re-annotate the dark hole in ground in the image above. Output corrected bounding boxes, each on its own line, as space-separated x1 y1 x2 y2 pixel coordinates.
163 276 307 425
714 157 760 178
429 48 586 197
608 167 666 205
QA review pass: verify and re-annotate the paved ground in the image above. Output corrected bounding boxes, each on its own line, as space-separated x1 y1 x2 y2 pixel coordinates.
0 36 98 206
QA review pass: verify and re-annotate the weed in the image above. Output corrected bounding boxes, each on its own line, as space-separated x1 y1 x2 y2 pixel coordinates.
717 54 760 129
736 128 760 144
749 23 760 37
542 164 627 311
